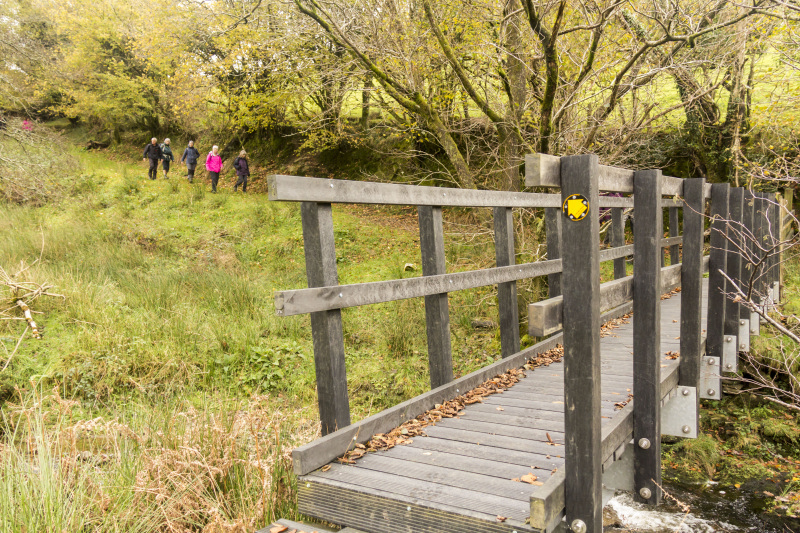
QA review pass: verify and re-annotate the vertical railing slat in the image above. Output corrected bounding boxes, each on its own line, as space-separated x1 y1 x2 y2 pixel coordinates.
301 202 351 435
669 206 681 265
723 188 744 371
633 169 663 505
611 207 627 279
741 191 755 318
560 154 602 533
707 184 730 361
679 178 706 389
494 207 521 357
545 207 563 297
418 205 454 389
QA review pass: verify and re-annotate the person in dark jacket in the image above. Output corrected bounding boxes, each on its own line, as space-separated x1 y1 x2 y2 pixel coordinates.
160 138 174 179
180 140 200 183
142 137 162 180
233 150 250 193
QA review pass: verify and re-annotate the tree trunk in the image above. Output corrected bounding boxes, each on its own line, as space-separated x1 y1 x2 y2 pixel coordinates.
361 70 372 131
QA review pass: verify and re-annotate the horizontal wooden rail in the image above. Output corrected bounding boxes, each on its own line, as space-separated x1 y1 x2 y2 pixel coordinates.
269 175 680 209
526 154 712 198
275 259 560 317
275 242 648 317
528 262 685 337
662 236 683 248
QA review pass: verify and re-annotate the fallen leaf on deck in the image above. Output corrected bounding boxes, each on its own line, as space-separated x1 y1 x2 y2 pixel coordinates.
321 464 331 472
496 516 507 522
496 406 504 411
269 526 288 533
521 473 538 484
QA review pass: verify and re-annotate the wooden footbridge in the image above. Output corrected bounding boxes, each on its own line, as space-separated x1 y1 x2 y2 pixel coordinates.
261 154 783 533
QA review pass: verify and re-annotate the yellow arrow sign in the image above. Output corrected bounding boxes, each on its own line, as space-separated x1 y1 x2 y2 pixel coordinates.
562 194 589 221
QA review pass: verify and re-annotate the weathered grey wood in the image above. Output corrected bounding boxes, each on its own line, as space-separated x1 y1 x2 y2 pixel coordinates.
680 178 707 390
769 193 781 289
459 409 567 432
528 263 681 337
424 425 569 457
407 435 562 469
741 190 755 318
559 154 602 532
298 478 536 533
307 463 531 520
725 188 745 343
419 206 453 389
290 301 632 476
545 207 563 297
494 207 521 357
755 193 769 299
525 153 684 196
530 469 566 531
276 258 562 317
301 202 351 436
270 174 560 208
707 183 730 360
529 363 682 530
435 416 564 442
633 169 663 505
601 244 635 262
669 207 681 265
611 208 627 279
351 454 536 501
383 444 554 479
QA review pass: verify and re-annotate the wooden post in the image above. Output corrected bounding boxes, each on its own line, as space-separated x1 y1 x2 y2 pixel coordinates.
754 193 769 303
418 205 454 389
679 178 706 389
669 207 681 265
724 188 744 340
707 184 729 360
770 193 781 292
741 191 755 319
780 188 794 288
545 207 562 297
611 208 627 279
301 202 351 435
560 154 602 533
633 169 663 505
494 207 521 357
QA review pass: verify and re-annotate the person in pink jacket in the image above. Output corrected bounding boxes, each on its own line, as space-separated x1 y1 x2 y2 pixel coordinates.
205 145 223 192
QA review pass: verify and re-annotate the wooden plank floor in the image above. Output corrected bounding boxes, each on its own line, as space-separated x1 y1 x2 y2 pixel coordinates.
298 283 709 533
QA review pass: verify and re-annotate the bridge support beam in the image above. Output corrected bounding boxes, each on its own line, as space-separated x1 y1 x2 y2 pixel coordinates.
633 169 663 505
611 208 627 279
560 154 602 533
679 178 706 396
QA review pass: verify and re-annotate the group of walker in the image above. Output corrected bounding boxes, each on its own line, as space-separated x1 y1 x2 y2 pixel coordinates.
143 138 250 193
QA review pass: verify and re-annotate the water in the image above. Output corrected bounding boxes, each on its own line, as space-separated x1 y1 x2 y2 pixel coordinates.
605 481 800 532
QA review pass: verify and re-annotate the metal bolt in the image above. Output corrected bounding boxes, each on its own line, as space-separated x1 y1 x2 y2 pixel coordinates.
740 320 746 326
339 293 343 298
726 336 733 343
707 358 716 365
682 425 691 434
570 519 587 533
329 183 334 188
707 389 716 396
682 389 690 396
639 487 652 499
725 363 733 370
638 438 651 450
751 329 757 335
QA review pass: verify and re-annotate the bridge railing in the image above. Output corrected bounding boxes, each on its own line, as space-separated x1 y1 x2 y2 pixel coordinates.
267 155 782 533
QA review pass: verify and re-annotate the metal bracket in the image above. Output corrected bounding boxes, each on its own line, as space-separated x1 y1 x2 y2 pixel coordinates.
750 311 760 336
700 356 721 399
738 319 750 353
661 386 698 438
602 441 634 507
773 281 781 305
722 335 737 373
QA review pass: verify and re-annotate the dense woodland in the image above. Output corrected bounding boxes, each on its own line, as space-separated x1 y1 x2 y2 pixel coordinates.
2 0 800 197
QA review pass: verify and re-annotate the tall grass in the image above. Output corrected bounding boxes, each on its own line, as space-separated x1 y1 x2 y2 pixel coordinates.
0 388 313 532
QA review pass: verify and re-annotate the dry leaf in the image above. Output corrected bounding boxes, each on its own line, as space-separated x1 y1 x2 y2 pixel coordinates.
496 406 504 411
269 526 288 533
532 481 544 486
521 473 538 484
496 516 507 522
321 464 332 472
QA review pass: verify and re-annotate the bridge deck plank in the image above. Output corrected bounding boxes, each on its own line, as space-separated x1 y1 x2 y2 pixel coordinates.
298 283 707 533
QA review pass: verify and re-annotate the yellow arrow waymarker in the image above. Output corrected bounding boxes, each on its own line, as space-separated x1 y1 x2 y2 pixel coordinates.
562 194 589 221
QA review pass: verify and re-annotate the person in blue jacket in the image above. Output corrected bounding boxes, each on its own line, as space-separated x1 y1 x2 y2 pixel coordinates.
180 140 201 183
